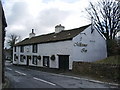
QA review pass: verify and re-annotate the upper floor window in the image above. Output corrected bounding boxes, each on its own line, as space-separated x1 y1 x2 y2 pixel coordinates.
32 44 37 53
14 47 16 52
20 55 25 62
20 46 24 53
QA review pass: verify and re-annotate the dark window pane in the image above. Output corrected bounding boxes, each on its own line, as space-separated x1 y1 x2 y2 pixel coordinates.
20 55 24 62
32 44 37 53
14 47 16 52
14 54 16 61
20 46 24 53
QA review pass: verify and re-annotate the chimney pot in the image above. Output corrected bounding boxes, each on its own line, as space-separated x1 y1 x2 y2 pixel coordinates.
32 29 34 33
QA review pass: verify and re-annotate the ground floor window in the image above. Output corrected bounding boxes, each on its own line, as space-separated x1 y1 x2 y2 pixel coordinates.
14 54 18 61
43 56 49 67
32 56 37 65
14 54 16 61
20 55 25 62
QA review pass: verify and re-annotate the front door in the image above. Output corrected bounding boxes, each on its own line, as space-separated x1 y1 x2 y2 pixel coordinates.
59 55 69 70
43 56 49 67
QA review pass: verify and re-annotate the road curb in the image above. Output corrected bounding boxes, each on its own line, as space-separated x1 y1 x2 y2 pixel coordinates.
50 73 119 87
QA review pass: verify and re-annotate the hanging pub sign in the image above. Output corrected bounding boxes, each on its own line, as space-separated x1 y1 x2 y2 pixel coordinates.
74 42 88 47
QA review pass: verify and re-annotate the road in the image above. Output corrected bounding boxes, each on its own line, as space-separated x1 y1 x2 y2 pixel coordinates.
5 61 118 89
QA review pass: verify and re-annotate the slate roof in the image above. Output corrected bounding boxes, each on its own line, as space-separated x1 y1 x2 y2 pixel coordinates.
14 24 90 46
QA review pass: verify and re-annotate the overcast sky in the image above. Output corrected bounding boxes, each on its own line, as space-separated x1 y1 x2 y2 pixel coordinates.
2 0 99 47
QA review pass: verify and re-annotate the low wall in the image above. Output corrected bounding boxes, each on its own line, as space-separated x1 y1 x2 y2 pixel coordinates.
72 61 120 84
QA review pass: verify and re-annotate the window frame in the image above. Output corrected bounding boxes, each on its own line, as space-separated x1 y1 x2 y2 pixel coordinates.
14 54 16 61
20 55 24 62
32 55 37 65
14 47 16 52
32 44 38 53
43 56 49 67
20 46 24 53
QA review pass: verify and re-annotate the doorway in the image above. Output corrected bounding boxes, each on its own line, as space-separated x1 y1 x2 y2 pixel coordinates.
58 55 69 70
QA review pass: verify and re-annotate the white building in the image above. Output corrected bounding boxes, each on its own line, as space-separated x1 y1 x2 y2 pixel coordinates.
13 24 107 70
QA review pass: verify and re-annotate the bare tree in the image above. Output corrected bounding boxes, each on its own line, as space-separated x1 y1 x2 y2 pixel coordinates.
86 0 120 40
7 34 20 49
7 34 20 60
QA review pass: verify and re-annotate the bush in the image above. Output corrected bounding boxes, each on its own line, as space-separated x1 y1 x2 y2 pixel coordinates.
107 39 120 56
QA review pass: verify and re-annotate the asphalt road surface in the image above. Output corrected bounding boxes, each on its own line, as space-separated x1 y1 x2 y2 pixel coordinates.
5 61 118 89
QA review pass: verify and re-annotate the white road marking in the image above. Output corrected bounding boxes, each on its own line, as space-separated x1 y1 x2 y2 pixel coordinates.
33 77 56 86
15 71 26 76
6 68 12 71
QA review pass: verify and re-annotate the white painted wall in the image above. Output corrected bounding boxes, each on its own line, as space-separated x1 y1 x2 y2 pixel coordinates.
72 26 107 62
13 40 73 69
13 45 34 65
38 40 73 69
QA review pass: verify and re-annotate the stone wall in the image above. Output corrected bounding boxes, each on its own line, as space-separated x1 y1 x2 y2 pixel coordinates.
72 61 120 84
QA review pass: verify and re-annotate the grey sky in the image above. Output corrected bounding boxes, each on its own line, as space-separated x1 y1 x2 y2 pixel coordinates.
2 0 98 48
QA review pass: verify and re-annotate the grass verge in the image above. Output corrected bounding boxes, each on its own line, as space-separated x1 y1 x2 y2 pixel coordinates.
94 55 120 65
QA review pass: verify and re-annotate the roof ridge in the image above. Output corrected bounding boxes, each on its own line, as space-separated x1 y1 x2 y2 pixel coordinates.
64 24 91 31
33 24 91 38
32 32 55 38
14 24 91 46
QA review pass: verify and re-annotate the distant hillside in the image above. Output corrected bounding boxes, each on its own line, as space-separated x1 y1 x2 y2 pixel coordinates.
94 55 120 65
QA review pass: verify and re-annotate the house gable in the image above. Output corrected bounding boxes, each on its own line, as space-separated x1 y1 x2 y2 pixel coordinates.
72 26 107 62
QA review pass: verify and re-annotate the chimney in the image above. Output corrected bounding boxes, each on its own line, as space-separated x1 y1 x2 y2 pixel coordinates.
29 29 35 38
32 29 34 33
55 24 65 33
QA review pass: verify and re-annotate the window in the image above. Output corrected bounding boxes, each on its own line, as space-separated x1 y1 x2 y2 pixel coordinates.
32 56 37 65
20 55 25 62
32 44 37 53
43 56 49 67
14 54 16 61
14 54 18 61
20 46 24 53
14 47 16 52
